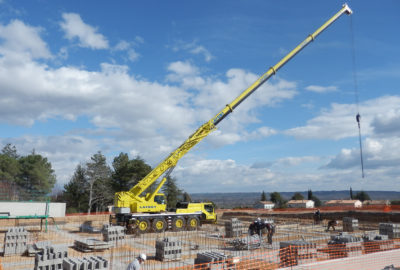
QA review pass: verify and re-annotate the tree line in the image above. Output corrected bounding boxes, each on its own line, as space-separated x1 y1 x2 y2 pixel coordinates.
56 151 186 213
0 144 185 213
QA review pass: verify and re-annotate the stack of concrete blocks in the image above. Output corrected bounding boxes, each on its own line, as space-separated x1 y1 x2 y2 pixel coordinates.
342 217 359 232
155 237 182 261
62 256 108 270
74 238 111 252
328 232 363 259
34 245 68 270
102 225 126 243
224 218 242 238
194 251 230 269
363 233 395 254
27 241 52 256
279 240 317 267
379 223 400 239
3 227 29 256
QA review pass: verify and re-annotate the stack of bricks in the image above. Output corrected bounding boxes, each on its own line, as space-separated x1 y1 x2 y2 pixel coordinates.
279 241 317 267
102 225 126 243
363 233 394 254
34 245 68 270
194 251 229 269
379 223 400 239
155 237 182 261
3 227 29 256
62 256 108 270
342 217 359 232
328 232 363 259
224 218 242 238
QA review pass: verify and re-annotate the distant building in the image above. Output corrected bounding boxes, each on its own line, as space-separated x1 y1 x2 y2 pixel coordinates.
287 200 315 208
363 200 390 206
324 200 362 208
254 201 275 210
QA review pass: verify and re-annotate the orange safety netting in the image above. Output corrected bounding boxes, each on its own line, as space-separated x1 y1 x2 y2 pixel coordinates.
168 239 400 270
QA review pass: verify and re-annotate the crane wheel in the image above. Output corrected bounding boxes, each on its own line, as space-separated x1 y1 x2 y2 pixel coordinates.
152 218 166 232
187 217 199 230
136 218 150 233
172 217 185 231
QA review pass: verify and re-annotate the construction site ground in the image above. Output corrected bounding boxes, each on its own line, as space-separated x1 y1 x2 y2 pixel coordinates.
0 208 400 269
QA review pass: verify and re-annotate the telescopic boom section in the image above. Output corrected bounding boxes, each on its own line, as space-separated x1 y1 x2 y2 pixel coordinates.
115 4 352 205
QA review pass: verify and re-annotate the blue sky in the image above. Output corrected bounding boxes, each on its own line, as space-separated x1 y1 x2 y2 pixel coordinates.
0 0 399 193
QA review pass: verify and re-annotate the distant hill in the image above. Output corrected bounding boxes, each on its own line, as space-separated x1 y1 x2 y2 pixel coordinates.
190 191 400 209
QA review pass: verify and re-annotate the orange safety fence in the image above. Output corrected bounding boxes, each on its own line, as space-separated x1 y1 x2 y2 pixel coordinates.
167 239 400 270
65 211 110 216
0 236 400 269
269 205 399 213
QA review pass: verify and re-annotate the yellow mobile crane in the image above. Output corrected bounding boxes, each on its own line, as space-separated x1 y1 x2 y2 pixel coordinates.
113 4 353 233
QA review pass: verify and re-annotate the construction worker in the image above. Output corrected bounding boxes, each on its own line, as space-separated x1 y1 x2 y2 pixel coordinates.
326 220 337 231
126 253 146 270
266 223 275 244
314 209 321 224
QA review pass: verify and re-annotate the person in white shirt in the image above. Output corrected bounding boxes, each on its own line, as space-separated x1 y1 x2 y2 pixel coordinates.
126 253 146 270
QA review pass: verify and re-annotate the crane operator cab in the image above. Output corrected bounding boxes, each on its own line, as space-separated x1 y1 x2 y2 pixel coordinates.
176 201 217 223
153 194 166 205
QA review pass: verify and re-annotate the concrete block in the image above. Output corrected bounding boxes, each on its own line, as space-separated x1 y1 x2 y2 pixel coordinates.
156 237 182 261
224 218 243 238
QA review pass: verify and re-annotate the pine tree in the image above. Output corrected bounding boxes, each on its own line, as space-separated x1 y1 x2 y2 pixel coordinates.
17 151 56 200
162 176 182 209
355 190 370 202
291 192 304 200
86 151 112 213
270 192 284 208
261 190 267 201
63 164 88 213
307 189 313 200
182 192 192 202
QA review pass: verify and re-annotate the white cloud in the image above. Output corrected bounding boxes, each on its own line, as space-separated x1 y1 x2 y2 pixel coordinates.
114 40 130 51
0 20 51 59
371 108 400 135
171 40 213 62
60 13 109 49
190 45 213 62
325 137 400 173
285 96 400 140
305 85 337 93
275 156 321 167
167 61 199 76
114 40 141 62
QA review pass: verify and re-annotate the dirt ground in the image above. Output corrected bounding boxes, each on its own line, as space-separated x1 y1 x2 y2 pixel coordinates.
0 209 399 269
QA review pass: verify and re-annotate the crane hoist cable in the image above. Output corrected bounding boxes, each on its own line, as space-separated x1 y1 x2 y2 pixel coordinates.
350 15 365 178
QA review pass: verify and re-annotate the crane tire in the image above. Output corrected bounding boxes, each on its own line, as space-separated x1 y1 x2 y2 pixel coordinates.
152 218 166 232
136 218 150 233
187 217 199 230
172 216 185 231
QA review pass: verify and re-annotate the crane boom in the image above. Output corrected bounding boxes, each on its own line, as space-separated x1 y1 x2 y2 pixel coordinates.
115 4 352 209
